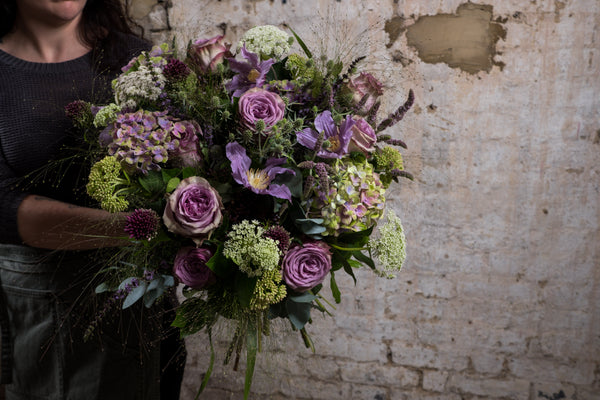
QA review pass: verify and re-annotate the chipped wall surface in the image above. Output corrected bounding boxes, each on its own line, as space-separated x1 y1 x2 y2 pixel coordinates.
131 0 600 399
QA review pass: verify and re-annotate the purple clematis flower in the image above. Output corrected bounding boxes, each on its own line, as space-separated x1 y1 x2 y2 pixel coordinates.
226 46 275 98
296 110 356 159
225 142 295 201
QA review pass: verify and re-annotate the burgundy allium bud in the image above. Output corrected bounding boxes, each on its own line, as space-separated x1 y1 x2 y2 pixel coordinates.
124 209 160 240
163 58 191 82
65 100 91 127
263 225 291 254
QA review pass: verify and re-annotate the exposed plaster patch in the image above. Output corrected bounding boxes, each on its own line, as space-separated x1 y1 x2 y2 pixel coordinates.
385 16 408 48
403 2 507 74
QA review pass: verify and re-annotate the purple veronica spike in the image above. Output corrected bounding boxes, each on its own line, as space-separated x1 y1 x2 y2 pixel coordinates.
226 46 275 98
225 142 295 201
296 111 356 159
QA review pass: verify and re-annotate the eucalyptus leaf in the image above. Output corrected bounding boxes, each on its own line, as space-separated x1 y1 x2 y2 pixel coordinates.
95 282 112 294
123 281 148 309
143 287 165 308
295 218 326 235
162 275 175 287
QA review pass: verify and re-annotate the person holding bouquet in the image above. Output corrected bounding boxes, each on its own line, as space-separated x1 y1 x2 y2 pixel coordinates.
0 0 185 398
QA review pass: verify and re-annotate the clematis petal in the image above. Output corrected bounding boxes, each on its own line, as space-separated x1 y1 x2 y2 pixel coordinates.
225 142 252 185
262 183 292 201
314 110 337 139
296 127 319 150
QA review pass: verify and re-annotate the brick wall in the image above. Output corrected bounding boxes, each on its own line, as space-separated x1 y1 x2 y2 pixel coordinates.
130 1 600 399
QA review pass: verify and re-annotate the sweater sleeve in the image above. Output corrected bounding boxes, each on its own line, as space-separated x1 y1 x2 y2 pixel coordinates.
0 154 29 244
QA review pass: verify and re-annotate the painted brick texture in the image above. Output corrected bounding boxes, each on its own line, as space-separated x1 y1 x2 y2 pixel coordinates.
130 0 600 399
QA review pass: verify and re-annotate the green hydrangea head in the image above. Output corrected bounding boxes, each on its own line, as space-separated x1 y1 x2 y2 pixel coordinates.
250 269 287 311
223 220 282 277
315 160 386 236
93 103 121 128
238 25 292 61
86 156 129 213
368 210 407 278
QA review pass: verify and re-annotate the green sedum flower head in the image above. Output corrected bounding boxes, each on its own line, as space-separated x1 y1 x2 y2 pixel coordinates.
313 160 386 236
250 269 287 311
368 210 407 278
223 220 282 277
238 25 292 61
285 53 318 86
374 146 404 171
93 103 121 128
86 156 130 213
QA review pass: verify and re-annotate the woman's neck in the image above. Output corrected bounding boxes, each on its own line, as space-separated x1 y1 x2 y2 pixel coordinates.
0 16 90 63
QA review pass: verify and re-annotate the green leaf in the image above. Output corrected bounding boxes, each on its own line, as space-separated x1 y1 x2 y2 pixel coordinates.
330 272 341 304
284 24 312 58
161 168 180 182
274 167 303 198
194 332 215 400
286 297 312 330
166 177 181 193
352 250 375 270
206 245 235 278
336 226 374 247
138 171 165 194
123 281 148 309
289 292 318 303
343 261 358 285
182 167 197 179
296 218 326 235
234 273 258 309
244 323 258 400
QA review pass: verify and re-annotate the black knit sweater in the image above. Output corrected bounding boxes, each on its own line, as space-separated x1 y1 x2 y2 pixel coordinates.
0 32 150 244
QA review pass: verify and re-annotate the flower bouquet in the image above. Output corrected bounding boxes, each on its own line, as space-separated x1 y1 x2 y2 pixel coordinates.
67 24 414 398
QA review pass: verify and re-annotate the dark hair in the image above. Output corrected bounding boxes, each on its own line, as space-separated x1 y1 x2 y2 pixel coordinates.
0 0 140 44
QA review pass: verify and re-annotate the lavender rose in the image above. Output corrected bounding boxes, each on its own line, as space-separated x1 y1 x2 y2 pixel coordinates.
170 120 202 168
163 176 224 245
188 35 232 73
347 72 384 114
281 242 332 292
173 247 216 289
238 87 285 133
348 116 377 154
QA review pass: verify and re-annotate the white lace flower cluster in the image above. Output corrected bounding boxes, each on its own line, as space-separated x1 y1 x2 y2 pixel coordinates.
237 25 292 61
368 210 407 278
112 65 166 109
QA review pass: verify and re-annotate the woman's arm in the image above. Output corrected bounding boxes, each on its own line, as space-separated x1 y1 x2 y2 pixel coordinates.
17 195 130 250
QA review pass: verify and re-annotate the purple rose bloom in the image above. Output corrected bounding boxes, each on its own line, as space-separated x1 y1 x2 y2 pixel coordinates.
281 242 332 292
226 142 295 201
226 45 274 98
173 247 216 289
238 87 285 132
348 116 377 154
170 120 202 167
163 176 224 245
296 110 356 159
347 72 384 114
188 35 232 73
